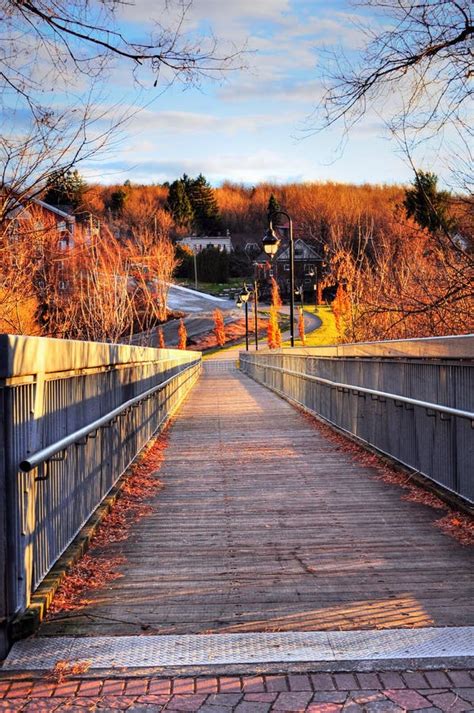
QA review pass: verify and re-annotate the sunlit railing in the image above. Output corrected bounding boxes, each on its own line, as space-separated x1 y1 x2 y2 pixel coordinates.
0 334 201 650
240 335 474 504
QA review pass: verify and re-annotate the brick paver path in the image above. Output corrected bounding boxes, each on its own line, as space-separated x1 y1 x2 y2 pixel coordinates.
1 669 473 710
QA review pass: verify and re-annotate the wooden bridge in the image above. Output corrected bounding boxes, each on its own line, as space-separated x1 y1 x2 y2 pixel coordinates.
1 334 473 680
37 360 474 639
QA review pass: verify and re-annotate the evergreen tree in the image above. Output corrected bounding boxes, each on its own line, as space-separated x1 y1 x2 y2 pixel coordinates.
44 169 86 209
187 174 222 235
109 189 127 214
165 179 194 229
197 247 229 282
267 193 281 222
404 171 454 235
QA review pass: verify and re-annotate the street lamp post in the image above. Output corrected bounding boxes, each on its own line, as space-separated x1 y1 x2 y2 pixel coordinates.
295 284 304 308
192 249 198 290
236 282 258 351
262 211 295 347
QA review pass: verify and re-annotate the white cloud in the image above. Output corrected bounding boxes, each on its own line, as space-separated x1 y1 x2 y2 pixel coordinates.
86 148 310 185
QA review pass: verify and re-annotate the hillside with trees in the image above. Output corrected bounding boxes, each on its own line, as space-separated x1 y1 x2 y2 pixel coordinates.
1 172 472 343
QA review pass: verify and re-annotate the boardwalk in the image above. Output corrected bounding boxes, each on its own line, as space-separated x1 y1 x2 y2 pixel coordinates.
39 363 473 639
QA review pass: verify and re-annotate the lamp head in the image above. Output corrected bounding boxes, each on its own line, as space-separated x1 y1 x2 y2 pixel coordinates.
262 225 280 256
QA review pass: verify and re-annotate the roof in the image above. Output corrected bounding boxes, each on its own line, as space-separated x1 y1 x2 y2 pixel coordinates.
276 239 324 261
31 198 75 222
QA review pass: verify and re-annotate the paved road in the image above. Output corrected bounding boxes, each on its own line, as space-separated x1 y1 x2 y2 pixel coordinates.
167 284 235 313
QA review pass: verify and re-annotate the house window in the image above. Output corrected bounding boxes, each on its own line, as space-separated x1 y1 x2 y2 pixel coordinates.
284 264 290 271
304 263 315 274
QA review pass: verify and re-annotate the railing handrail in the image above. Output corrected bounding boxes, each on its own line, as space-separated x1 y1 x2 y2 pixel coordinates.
19 358 201 472
240 357 474 423
242 334 474 359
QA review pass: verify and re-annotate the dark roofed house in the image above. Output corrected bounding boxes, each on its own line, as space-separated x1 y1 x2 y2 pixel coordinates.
254 237 325 301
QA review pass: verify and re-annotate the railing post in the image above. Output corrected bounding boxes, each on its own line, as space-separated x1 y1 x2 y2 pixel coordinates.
0 384 8 657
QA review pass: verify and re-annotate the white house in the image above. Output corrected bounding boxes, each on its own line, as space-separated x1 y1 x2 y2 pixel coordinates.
177 234 232 253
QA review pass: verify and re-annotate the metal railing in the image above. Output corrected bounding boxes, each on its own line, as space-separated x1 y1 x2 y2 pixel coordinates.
0 334 201 648
239 336 474 504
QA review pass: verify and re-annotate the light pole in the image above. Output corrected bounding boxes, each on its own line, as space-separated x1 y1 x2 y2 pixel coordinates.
263 210 295 347
236 282 258 351
192 248 198 290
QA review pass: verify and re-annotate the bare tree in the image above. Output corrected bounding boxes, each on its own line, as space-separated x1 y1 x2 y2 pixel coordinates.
311 0 473 197
314 1 472 138
129 218 179 326
1 0 244 213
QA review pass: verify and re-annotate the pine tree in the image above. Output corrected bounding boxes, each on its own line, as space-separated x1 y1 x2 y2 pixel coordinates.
109 189 127 214
44 169 86 209
187 174 222 235
166 179 194 229
267 193 280 222
404 171 454 235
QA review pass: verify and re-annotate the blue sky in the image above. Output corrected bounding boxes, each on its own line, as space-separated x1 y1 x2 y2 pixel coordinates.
81 0 416 186
8 0 451 188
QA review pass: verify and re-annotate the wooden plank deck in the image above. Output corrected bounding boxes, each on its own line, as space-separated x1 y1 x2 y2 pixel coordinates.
39 366 473 637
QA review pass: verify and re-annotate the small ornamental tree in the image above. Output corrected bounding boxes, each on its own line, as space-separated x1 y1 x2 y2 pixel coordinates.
213 308 226 347
267 278 282 349
298 307 306 345
177 318 187 349
271 276 282 309
316 280 324 305
157 327 165 349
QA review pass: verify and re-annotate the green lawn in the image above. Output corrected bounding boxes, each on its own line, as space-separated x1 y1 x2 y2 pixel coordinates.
284 305 338 347
175 278 245 297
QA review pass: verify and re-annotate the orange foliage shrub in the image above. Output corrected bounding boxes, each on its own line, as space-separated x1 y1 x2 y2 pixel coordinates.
267 278 282 349
158 327 166 349
213 308 226 347
177 318 187 349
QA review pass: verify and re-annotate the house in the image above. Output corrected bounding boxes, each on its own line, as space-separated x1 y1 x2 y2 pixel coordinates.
178 233 232 253
2 192 76 249
255 238 325 300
